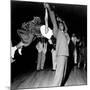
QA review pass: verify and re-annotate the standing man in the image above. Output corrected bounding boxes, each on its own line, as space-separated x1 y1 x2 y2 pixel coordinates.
41 40 47 70
36 41 43 70
36 37 47 70
71 33 80 65
46 3 69 86
51 48 56 70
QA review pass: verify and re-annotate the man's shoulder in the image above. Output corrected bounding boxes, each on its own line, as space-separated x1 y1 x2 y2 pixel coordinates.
57 30 64 37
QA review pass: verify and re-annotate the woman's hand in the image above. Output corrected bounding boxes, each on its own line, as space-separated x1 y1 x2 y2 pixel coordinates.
48 39 52 44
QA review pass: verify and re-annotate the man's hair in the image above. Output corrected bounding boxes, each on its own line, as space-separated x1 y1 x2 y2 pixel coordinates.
55 16 65 31
57 20 65 31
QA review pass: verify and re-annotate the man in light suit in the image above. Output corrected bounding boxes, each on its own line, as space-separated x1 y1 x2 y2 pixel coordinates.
46 3 69 86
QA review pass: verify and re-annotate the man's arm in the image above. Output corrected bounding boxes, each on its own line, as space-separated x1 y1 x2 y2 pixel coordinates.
63 21 68 32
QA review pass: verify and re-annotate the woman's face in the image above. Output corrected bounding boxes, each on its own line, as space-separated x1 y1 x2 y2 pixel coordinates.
59 23 64 31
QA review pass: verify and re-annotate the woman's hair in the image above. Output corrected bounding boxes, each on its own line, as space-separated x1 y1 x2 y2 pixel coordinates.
17 16 42 43
21 16 41 31
32 16 41 25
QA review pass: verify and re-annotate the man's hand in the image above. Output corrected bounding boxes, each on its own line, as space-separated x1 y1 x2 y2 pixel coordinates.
56 17 62 22
44 3 49 9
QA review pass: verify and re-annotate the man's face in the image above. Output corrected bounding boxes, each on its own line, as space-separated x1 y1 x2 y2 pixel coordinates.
59 23 64 31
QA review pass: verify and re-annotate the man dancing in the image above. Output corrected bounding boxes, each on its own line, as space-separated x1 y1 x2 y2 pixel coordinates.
45 3 69 86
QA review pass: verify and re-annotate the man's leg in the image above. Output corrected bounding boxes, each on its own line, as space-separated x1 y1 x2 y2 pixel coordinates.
41 52 46 70
52 56 66 86
63 57 68 79
61 57 68 86
52 50 56 70
74 49 77 65
37 52 42 70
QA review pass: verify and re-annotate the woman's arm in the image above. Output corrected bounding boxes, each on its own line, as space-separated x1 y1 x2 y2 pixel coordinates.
44 7 49 34
45 4 58 36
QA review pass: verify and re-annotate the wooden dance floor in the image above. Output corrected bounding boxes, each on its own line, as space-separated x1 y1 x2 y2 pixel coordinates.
11 66 87 90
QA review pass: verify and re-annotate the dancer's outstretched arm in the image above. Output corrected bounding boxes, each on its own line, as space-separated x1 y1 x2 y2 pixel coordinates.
44 4 49 34
45 3 58 37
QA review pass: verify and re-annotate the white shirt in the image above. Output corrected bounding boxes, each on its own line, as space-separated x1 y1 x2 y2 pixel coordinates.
40 25 53 39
